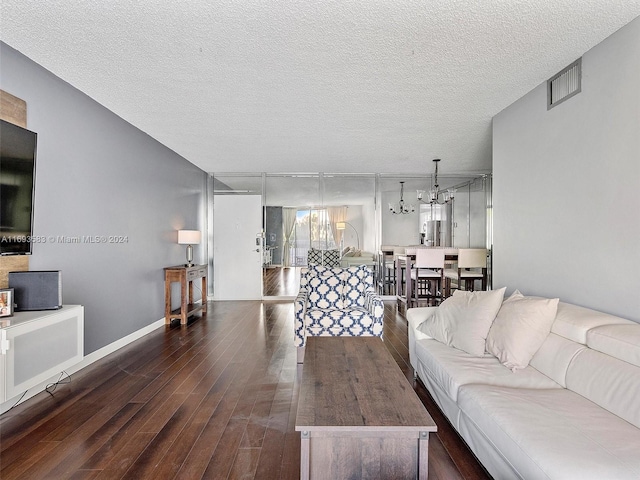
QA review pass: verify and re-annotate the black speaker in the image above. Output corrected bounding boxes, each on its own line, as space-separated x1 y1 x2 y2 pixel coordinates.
8 270 62 311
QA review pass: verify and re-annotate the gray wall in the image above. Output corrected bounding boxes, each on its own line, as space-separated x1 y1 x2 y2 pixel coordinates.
493 17 640 322
1 42 209 353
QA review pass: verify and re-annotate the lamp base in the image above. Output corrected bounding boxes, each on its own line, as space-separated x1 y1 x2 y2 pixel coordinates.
185 244 194 267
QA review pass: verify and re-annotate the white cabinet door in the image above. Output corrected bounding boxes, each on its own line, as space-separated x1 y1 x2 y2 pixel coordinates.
0 305 83 405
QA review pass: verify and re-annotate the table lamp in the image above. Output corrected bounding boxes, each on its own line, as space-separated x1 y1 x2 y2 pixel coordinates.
178 230 201 267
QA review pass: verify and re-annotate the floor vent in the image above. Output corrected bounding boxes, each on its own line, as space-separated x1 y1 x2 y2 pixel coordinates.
547 58 581 109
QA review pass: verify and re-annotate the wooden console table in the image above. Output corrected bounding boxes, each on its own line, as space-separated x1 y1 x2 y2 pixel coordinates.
295 337 437 479
164 264 207 325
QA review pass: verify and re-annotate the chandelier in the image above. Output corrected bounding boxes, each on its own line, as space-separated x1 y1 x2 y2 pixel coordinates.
389 181 415 215
417 158 456 205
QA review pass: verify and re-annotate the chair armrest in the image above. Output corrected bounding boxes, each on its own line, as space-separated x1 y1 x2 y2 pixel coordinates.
294 289 309 347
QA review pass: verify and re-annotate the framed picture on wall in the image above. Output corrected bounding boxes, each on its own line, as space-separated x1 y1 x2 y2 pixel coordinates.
0 288 14 317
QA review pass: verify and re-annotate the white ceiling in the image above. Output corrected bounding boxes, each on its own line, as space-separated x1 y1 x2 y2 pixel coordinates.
1 1 639 177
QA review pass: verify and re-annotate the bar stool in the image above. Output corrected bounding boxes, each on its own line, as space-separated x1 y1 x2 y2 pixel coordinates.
444 248 487 295
410 248 445 307
379 246 399 295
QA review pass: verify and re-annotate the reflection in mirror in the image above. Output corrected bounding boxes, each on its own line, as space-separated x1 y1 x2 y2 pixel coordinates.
263 175 320 297
380 176 430 246
262 174 377 298
449 176 489 248
381 174 488 249
212 172 491 299
322 174 376 269
419 203 452 247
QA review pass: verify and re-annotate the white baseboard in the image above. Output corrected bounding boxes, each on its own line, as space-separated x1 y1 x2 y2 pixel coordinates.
73 317 166 373
0 317 166 415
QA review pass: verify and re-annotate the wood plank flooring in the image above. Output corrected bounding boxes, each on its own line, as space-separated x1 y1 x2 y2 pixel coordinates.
0 301 490 479
263 267 301 297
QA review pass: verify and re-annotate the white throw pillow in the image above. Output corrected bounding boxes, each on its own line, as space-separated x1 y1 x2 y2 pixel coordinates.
416 306 451 344
486 290 559 371
417 287 506 356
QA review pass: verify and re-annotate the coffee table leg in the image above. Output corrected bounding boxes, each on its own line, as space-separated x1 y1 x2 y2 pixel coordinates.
300 431 310 480
419 431 429 479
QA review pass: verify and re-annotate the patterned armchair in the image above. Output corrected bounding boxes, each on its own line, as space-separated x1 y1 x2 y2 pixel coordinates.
294 264 384 361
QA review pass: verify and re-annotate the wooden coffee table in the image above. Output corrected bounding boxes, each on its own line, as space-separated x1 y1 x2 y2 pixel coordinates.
295 336 437 479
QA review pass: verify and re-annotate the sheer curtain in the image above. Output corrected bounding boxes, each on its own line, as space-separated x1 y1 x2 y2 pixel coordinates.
327 206 347 250
282 208 297 267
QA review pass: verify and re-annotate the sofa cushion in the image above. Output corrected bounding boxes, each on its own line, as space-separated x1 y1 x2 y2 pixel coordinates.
306 307 379 337
413 337 560 402
552 302 634 344
529 333 586 387
419 288 506 356
306 266 345 309
587 324 640 368
457 384 640 480
486 290 559 371
566 347 640 429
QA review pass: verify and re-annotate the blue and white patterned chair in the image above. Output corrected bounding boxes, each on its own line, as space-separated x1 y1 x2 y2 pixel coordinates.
294 264 384 362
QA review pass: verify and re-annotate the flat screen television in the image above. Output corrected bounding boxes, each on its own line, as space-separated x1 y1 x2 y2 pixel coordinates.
0 119 37 255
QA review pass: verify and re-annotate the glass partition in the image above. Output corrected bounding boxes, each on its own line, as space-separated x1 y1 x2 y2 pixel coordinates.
450 176 489 248
264 174 320 269
262 174 377 298
210 172 492 299
322 174 377 254
380 174 489 249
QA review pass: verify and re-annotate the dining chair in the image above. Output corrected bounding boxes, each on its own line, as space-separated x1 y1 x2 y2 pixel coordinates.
378 245 399 295
444 248 487 295
410 248 445 307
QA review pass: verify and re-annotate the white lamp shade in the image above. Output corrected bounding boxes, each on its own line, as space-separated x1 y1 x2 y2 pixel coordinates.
178 230 201 245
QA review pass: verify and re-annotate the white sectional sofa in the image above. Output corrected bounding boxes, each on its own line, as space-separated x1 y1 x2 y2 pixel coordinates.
408 294 640 480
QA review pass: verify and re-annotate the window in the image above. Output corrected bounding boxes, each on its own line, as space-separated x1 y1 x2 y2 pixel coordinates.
291 209 338 265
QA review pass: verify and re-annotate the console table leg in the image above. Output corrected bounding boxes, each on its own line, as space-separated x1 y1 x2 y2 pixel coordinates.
180 279 188 325
201 276 207 313
164 265 207 326
164 278 171 324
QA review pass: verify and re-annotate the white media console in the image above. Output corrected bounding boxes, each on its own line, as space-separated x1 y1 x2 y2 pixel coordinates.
0 305 84 413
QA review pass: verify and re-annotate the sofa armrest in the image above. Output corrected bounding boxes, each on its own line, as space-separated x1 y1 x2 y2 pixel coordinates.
294 289 308 347
406 307 439 372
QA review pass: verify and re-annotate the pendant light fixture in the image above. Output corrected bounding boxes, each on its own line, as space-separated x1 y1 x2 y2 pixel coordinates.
389 181 415 215
417 158 456 205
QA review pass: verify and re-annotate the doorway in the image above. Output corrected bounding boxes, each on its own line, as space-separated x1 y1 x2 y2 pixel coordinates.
212 174 264 300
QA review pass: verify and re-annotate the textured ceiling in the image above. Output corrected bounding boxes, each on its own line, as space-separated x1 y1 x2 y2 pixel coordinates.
1 1 639 176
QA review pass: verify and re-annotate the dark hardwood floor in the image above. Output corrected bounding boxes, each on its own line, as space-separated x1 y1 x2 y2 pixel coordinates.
263 266 301 297
0 301 490 479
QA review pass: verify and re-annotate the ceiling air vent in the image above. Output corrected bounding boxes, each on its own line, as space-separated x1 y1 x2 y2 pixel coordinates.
547 58 581 109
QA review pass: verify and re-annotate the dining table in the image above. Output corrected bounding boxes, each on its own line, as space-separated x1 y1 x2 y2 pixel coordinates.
395 248 459 307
